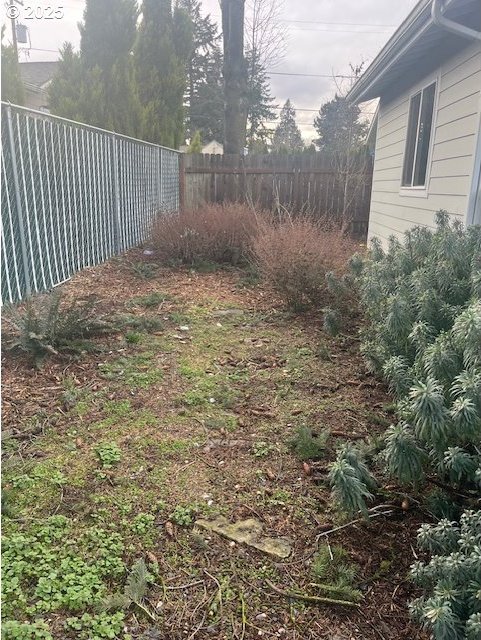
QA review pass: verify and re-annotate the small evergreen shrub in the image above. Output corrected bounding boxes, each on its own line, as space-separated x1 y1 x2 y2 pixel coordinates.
3 291 112 366
151 203 264 266
328 444 377 516
251 218 357 311
289 425 329 460
311 544 361 602
409 510 481 640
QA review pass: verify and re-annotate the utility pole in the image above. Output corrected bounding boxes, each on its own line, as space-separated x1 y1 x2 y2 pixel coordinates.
6 0 24 61
221 0 248 155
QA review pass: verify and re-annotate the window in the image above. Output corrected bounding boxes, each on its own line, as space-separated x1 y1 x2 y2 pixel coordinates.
402 82 436 188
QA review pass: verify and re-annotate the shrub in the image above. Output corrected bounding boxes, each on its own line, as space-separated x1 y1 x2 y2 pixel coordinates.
328 215 481 515
151 203 263 266
409 510 481 640
3 291 112 366
251 218 357 311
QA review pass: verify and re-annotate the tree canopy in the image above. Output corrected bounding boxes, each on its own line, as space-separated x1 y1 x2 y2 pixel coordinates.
313 94 367 155
271 99 304 153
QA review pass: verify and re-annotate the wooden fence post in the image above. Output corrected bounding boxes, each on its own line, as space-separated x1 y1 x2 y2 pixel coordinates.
179 153 185 212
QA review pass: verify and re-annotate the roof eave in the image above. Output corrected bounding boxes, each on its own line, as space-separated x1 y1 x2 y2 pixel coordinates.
347 0 437 103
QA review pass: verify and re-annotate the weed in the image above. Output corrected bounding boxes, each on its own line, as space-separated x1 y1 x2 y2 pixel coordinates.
129 261 159 280
2 516 125 619
204 415 238 432
64 612 124 639
289 425 329 461
129 292 173 308
2 620 53 640
95 442 122 468
125 331 142 344
171 504 196 526
114 314 163 333
252 441 275 458
99 353 163 389
130 513 155 535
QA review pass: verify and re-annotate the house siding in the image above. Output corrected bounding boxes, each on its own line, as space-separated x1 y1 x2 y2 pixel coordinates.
368 40 481 245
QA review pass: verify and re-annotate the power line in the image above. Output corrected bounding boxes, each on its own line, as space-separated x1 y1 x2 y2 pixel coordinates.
281 19 395 27
290 27 392 34
267 71 356 78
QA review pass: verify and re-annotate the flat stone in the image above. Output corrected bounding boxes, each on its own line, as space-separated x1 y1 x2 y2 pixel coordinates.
195 516 292 559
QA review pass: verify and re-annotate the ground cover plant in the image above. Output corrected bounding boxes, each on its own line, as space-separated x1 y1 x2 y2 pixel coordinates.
1 250 426 640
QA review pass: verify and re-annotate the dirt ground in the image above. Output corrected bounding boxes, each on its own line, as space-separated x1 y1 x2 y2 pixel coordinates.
2 252 428 640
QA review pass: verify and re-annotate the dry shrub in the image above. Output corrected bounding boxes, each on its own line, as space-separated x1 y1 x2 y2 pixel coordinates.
151 203 263 266
252 218 357 311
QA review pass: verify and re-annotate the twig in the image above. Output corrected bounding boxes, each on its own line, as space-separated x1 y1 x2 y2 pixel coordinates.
239 590 246 640
266 580 360 608
164 579 204 591
315 509 395 543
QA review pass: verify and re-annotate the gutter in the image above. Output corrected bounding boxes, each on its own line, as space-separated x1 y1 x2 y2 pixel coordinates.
431 0 481 40
431 0 481 227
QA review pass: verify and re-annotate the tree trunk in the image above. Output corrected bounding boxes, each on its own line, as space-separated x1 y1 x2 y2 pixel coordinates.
222 0 248 154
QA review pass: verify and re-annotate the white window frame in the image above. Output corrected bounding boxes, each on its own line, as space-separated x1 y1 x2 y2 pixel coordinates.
399 76 439 198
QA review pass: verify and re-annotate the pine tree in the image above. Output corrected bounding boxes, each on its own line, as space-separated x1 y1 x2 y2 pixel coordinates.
136 0 193 148
179 0 223 142
313 94 367 155
1 27 24 105
271 99 304 153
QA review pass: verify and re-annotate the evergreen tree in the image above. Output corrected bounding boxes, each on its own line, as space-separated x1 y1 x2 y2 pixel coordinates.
188 129 202 152
245 49 276 150
179 0 223 142
271 99 304 153
136 0 193 148
313 94 367 154
1 27 24 105
48 43 86 121
49 0 142 137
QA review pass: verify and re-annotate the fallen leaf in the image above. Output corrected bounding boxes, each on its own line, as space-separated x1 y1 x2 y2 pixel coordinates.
266 468 275 480
165 521 175 537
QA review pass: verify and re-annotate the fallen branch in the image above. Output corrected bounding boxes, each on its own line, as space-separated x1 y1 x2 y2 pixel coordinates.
266 580 360 608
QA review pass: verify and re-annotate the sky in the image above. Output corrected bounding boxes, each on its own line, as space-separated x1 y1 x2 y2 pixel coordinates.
1 0 420 141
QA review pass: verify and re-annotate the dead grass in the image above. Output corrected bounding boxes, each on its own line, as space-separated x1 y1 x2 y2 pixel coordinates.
1 251 427 640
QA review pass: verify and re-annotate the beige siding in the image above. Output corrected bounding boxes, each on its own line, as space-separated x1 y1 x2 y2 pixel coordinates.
368 41 481 245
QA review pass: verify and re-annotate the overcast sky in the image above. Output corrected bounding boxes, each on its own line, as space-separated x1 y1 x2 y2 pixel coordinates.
2 0 419 141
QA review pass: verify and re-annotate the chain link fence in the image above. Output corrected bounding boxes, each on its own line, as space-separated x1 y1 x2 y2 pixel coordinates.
1 102 180 304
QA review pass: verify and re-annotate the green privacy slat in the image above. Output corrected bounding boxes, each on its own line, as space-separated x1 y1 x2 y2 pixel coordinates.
1 102 180 304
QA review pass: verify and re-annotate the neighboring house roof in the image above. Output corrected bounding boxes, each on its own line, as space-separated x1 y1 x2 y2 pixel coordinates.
202 140 223 153
348 0 481 103
19 61 59 94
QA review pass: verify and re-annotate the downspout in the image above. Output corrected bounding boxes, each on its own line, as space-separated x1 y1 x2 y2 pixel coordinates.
432 0 481 226
431 0 481 41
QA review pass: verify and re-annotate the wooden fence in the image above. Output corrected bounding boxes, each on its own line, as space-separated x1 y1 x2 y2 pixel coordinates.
181 152 373 235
